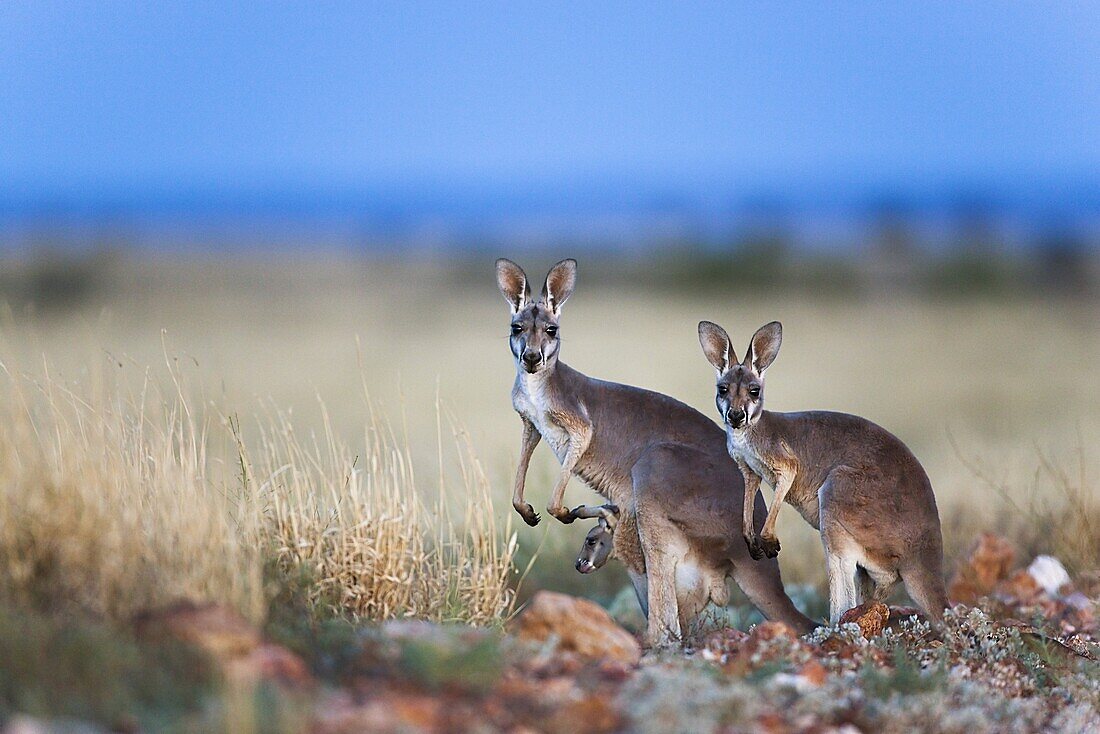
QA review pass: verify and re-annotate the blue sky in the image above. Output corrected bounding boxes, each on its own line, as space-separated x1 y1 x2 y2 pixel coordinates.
2 2 1098 208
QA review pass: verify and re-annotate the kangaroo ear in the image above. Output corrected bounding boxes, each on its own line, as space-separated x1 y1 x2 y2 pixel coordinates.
746 321 782 376
698 321 737 374
540 259 576 315
496 258 531 314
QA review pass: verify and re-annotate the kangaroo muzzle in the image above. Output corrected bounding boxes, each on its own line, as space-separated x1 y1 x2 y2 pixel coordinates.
521 349 541 372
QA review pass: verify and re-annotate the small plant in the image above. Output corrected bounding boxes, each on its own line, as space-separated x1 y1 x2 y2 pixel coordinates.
860 647 947 700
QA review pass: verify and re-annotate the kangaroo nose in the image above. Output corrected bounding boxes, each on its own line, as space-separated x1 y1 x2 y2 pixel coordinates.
728 409 746 426
522 350 541 366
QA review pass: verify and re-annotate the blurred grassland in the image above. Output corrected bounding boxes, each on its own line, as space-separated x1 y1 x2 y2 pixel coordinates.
1 254 1098 604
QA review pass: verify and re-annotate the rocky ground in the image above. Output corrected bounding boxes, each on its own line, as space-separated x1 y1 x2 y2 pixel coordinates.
2 535 1097 734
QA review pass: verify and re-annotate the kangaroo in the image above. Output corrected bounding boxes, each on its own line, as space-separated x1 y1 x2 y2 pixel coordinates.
497 258 817 645
697 320 949 624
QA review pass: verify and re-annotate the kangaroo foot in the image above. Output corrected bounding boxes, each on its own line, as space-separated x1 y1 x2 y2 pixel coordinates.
547 505 577 524
745 533 766 560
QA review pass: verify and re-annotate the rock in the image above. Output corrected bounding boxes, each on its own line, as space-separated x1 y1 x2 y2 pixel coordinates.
133 601 260 658
697 627 749 663
133 600 312 690
838 602 890 638
227 643 314 690
512 591 641 665
798 660 828 686
725 620 804 673
1028 555 1071 596
995 569 1042 602
313 688 444 734
949 533 1016 604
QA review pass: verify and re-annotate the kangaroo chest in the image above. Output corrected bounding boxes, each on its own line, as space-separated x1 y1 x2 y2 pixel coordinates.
727 431 777 486
512 376 572 464
728 429 821 528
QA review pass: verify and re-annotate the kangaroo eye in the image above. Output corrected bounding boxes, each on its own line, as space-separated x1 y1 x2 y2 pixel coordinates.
586 538 596 546
717 385 729 396
545 325 558 337
749 387 761 398
510 323 523 335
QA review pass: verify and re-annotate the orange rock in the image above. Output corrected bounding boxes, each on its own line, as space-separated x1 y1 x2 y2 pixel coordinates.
838 602 890 638
799 660 828 686
725 620 802 674
544 693 622 734
749 620 798 643
134 600 312 690
948 533 1016 604
227 643 314 690
134 601 261 658
512 591 641 665
995 568 1042 602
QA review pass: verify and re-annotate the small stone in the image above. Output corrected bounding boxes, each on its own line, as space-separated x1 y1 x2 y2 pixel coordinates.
838 602 890 638
798 660 828 686
1028 555 1071 596
948 533 1016 604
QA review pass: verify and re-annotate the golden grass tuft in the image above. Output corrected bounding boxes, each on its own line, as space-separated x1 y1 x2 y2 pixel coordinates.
0 351 516 626
0 357 265 622
250 397 517 625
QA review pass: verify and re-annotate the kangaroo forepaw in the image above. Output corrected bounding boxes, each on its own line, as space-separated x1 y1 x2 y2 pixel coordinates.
744 534 765 560
514 502 540 527
758 534 781 558
548 506 578 524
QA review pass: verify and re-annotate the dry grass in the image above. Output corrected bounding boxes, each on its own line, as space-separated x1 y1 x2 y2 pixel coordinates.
0 345 517 626
250 391 517 624
948 432 1100 576
2 256 1098 601
0 355 265 622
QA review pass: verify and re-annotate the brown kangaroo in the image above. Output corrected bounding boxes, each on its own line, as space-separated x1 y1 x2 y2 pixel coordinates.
496 258 817 645
697 320 949 624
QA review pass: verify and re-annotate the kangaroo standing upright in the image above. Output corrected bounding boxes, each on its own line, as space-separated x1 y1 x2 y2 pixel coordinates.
497 259 817 645
697 320 949 624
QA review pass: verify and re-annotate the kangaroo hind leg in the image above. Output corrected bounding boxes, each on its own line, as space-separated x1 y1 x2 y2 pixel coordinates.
900 557 948 622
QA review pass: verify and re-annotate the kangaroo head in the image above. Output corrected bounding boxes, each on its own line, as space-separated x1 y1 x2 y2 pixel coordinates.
495 258 576 375
698 320 782 429
575 516 615 574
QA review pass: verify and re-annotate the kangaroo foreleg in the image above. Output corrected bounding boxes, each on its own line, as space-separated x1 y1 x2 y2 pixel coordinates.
568 503 620 529
738 459 762 555
511 417 542 526
546 421 592 524
754 471 793 559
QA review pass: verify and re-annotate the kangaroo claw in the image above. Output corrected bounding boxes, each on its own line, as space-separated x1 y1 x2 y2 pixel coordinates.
746 535 767 560
759 534 781 558
516 503 540 526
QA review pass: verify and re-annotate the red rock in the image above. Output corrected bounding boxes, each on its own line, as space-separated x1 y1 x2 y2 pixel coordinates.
995 569 1042 602
133 600 313 690
949 533 1016 604
698 626 749 661
512 591 641 665
798 660 828 686
228 643 313 690
134 600 260 658
724 621 803 674
838 602 890 638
